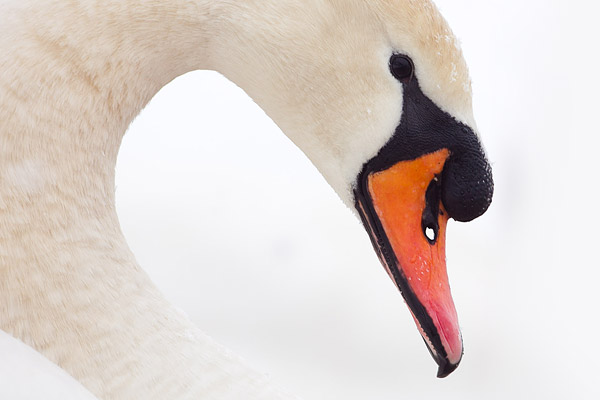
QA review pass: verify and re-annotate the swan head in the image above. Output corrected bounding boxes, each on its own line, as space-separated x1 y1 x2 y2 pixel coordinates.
213 0 493 377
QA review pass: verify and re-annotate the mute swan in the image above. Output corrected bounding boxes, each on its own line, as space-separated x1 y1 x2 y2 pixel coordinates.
0 0 493 398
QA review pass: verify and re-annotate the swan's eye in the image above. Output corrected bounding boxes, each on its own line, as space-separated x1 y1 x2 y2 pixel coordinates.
389 54 414 82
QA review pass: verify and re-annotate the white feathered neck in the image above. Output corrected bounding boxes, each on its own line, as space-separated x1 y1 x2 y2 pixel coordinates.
0 1 299 398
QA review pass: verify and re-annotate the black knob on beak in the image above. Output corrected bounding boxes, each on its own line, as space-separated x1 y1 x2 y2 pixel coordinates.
441 141 494 222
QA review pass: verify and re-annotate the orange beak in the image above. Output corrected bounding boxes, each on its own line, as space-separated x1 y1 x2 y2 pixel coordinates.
355 149 462 377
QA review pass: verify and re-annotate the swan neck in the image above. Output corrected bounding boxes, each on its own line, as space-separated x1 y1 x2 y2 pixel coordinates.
0 2 297 398
1 0 226 213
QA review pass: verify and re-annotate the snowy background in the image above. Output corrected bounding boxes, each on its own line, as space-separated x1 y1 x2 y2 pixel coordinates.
115 1 600 399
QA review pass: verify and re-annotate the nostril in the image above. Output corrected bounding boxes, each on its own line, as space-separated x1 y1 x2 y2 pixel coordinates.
422 176 442 245
425 226 436 242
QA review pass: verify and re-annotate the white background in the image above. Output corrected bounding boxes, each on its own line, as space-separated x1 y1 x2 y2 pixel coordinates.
116 1 600 399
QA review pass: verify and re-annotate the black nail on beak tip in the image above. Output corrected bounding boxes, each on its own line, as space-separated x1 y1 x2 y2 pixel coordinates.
436 359 460 378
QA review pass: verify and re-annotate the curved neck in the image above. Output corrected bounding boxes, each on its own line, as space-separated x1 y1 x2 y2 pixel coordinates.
0 1 296 398
2 0 217 197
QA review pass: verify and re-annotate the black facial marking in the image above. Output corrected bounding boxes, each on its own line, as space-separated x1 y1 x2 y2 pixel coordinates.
358 59 494 222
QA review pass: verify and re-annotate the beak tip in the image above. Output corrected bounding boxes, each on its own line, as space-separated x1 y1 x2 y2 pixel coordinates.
436 358 460 378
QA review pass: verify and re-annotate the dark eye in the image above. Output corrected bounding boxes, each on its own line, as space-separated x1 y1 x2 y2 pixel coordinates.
389 54 414 82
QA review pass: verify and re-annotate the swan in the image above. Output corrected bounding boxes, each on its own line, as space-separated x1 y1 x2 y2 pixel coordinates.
0 0 493 398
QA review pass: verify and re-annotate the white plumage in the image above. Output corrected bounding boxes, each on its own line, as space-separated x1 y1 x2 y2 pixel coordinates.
0 0 475 398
